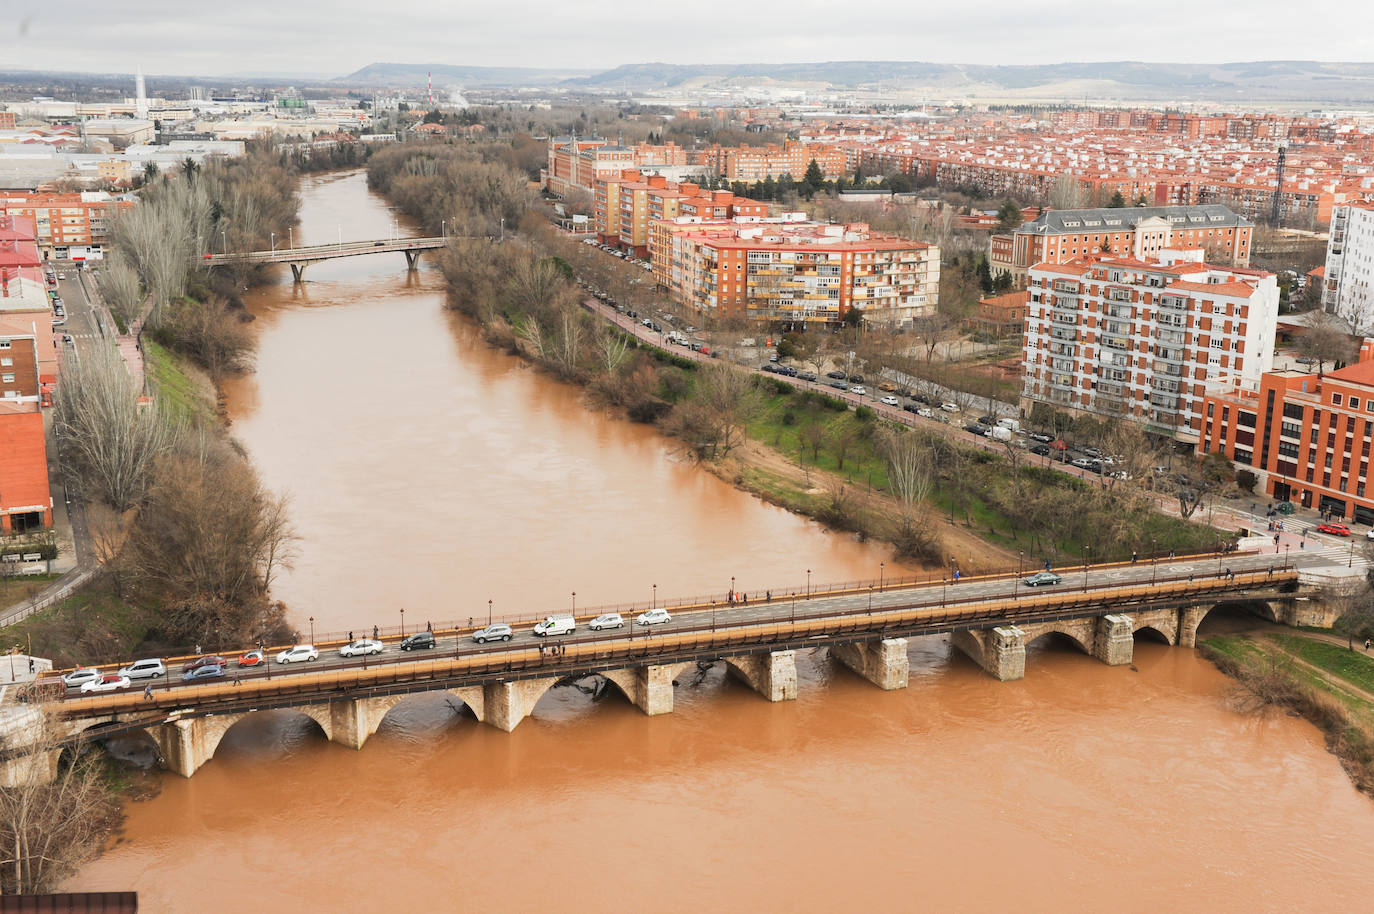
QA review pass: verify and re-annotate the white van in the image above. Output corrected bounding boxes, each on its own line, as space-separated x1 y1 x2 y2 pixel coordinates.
533 615 576 637
997 418 1021 433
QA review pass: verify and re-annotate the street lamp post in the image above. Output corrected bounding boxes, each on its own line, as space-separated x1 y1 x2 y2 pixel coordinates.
571 591 576 614
220 229 226 255
1349 541 1354 568
1286 543 1292 570
1016 551 1023 599
309 616 315 645
399 607 405 637
487 599 492 626
879 562 885 591
731 576 735 605
652 584 657 612
1083 546 1090 593
806 569 812 598
289 227 293 249
441 219 446 240
868 584 873 614
270 232 275 254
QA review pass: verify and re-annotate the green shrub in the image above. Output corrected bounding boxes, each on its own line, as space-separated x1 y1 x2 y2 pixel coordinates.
855 405 875 421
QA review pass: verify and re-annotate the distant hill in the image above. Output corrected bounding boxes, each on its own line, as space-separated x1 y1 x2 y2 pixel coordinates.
338 63 597 88
338 59 1374 104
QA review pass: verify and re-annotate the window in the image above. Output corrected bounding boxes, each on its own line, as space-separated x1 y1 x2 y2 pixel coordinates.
0 341 8 349
0 373 12 384
0 358 10 367
1353 398 1363 411
1333 393 1344 406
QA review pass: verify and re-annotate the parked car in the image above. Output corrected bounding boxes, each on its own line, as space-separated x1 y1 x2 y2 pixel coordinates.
828 381 848 391
917 407 934 418
636 608 672 626
912 393 933 405
472 623 513 644
182 655 226 673
339 638 384 657
940 402 960 413
1070 457 1097 470
850 386 867 395
902 403 920 414
589 612 625 631
237 650 266 667
847 374 865 384
825 370 846 380
1027 432 1053 443
183 664 225 683
81 673 132 694
275 645 318 664
880 395 900 406
117 658 165 680
1030 444 1052 457
878 381 898 392
61 668 101 690
1022 572 1063 587
798 371 817 382
1316 522 1352 537
400 632 437 651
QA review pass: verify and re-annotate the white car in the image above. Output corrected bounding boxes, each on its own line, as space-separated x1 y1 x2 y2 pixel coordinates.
62 667 101 690
118 658 166 680
339 639 383 658
940 402 960 413
849 386 867 396
880 395 900 406
589 612 625 631
635 608 672 626
916 407 934 418
472 623 513 643
80 673 132 694
1366 528 1374 541
275 645 319 664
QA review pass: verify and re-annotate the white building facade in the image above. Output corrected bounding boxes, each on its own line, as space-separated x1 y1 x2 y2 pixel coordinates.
1022 252 1279 441
1323 202 1374 335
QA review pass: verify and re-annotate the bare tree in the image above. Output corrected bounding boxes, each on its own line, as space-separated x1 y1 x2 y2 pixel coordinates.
94 255 143 330
53 346 178 511
800 422 827 463
595 326 631 376
1296 312 1359 372
0 723 121 895
1330 578 1374 649
1047 174 1087 210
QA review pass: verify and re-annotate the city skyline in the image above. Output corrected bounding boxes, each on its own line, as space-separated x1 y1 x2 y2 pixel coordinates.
6 0 1373 79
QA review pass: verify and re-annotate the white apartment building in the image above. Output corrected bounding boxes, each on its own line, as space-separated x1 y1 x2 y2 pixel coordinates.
1322 202 1374 334
1022 252 1279 441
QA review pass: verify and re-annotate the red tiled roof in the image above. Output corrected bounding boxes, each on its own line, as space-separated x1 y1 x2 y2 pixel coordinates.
0 408 50 513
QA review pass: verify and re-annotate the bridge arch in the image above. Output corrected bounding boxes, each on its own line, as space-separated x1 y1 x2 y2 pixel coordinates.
1186 600 1279 645
1019 618 1095 658
187 704 333 772
373 689 485 734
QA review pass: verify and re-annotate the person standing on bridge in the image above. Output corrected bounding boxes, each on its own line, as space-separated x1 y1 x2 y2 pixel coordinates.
373 625 379 640
953 569 960 583
426 621 432 633
143 683 153 701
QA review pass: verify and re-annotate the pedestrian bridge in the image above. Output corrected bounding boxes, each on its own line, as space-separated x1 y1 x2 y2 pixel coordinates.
3 558 1320 783
203 236 448 281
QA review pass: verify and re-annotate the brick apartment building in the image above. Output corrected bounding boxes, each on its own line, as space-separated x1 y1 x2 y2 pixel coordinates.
990 204 1253 289
706 140 846 183
1322 201 1374 334
1199 343 1374 523
968 290 1030 337
652 217 940 327
543 136 692 197
0 192 131 259
594 170 769 257
1021 252 1279 441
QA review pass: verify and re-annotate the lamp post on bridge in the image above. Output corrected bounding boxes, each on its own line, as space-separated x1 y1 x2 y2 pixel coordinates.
868 584 873 614
879 561 885 592
399 607 405 637
289 227 293 250
1016 551 1023 599
571 591 576 615
309 616 314 645
220 229 226 255
652 583 657 612
441 219 446 241
806 569 811 598
270 232 275 254
488 599 492 626
730 576 735 605
1083 545 1090 593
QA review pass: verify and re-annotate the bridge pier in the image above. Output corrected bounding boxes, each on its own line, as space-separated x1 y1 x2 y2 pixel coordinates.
952 626 1026 681
1092 614 1135 666
404 250 422 271
484 677 558 732
289 262 307 282
831 638 909 690
726 650 798 701
602 665 676 715
156 718 205 778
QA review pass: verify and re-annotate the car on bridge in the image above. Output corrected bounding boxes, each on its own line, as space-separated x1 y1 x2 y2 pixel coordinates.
589 612 625 631
472 624 513 644
237 650 266 668
400 632 437 651
80 673 132 694
183 655 226 673
183 664 225 683
118 659 165 680
61 668 101 690
275 645 319 664
1316 522 1351 537
636 608 671 626
339 639 384 658
1022 572 1063 587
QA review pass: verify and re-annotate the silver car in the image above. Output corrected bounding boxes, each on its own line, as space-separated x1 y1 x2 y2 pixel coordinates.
472 623 513 644
118 658 166 680
61 667 101 690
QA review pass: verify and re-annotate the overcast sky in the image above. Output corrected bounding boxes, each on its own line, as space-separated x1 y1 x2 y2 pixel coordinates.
7 1 1373 79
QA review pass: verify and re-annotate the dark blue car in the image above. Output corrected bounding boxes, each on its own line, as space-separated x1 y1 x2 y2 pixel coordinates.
182 664 225 683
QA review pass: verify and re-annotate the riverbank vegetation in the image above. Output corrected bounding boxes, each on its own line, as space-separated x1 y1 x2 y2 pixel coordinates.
1202 631 1374 795
367 142 1223 569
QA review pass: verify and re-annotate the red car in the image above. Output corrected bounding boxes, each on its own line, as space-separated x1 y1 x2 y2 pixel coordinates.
182 655 227 673
236 650 266 668
1316 522 1351 537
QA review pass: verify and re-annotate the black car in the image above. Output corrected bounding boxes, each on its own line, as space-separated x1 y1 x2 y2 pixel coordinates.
799 371 818 382
913 393 933 405
847 374 865 384
829 381 849 391
977 415 996 426
400 632 436 651
1030 444 1052 457
778 366 798 377
903 403 920 414
964 422 990 435
826 370 846 380
761 364 777 373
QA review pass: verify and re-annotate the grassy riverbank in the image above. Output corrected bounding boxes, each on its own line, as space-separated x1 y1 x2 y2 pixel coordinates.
1201 633 1374 795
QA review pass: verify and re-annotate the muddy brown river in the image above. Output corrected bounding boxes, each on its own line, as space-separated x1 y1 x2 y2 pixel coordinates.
65 172 1374 911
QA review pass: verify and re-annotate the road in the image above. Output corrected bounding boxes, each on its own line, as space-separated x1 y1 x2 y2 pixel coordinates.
47 549 1321 702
